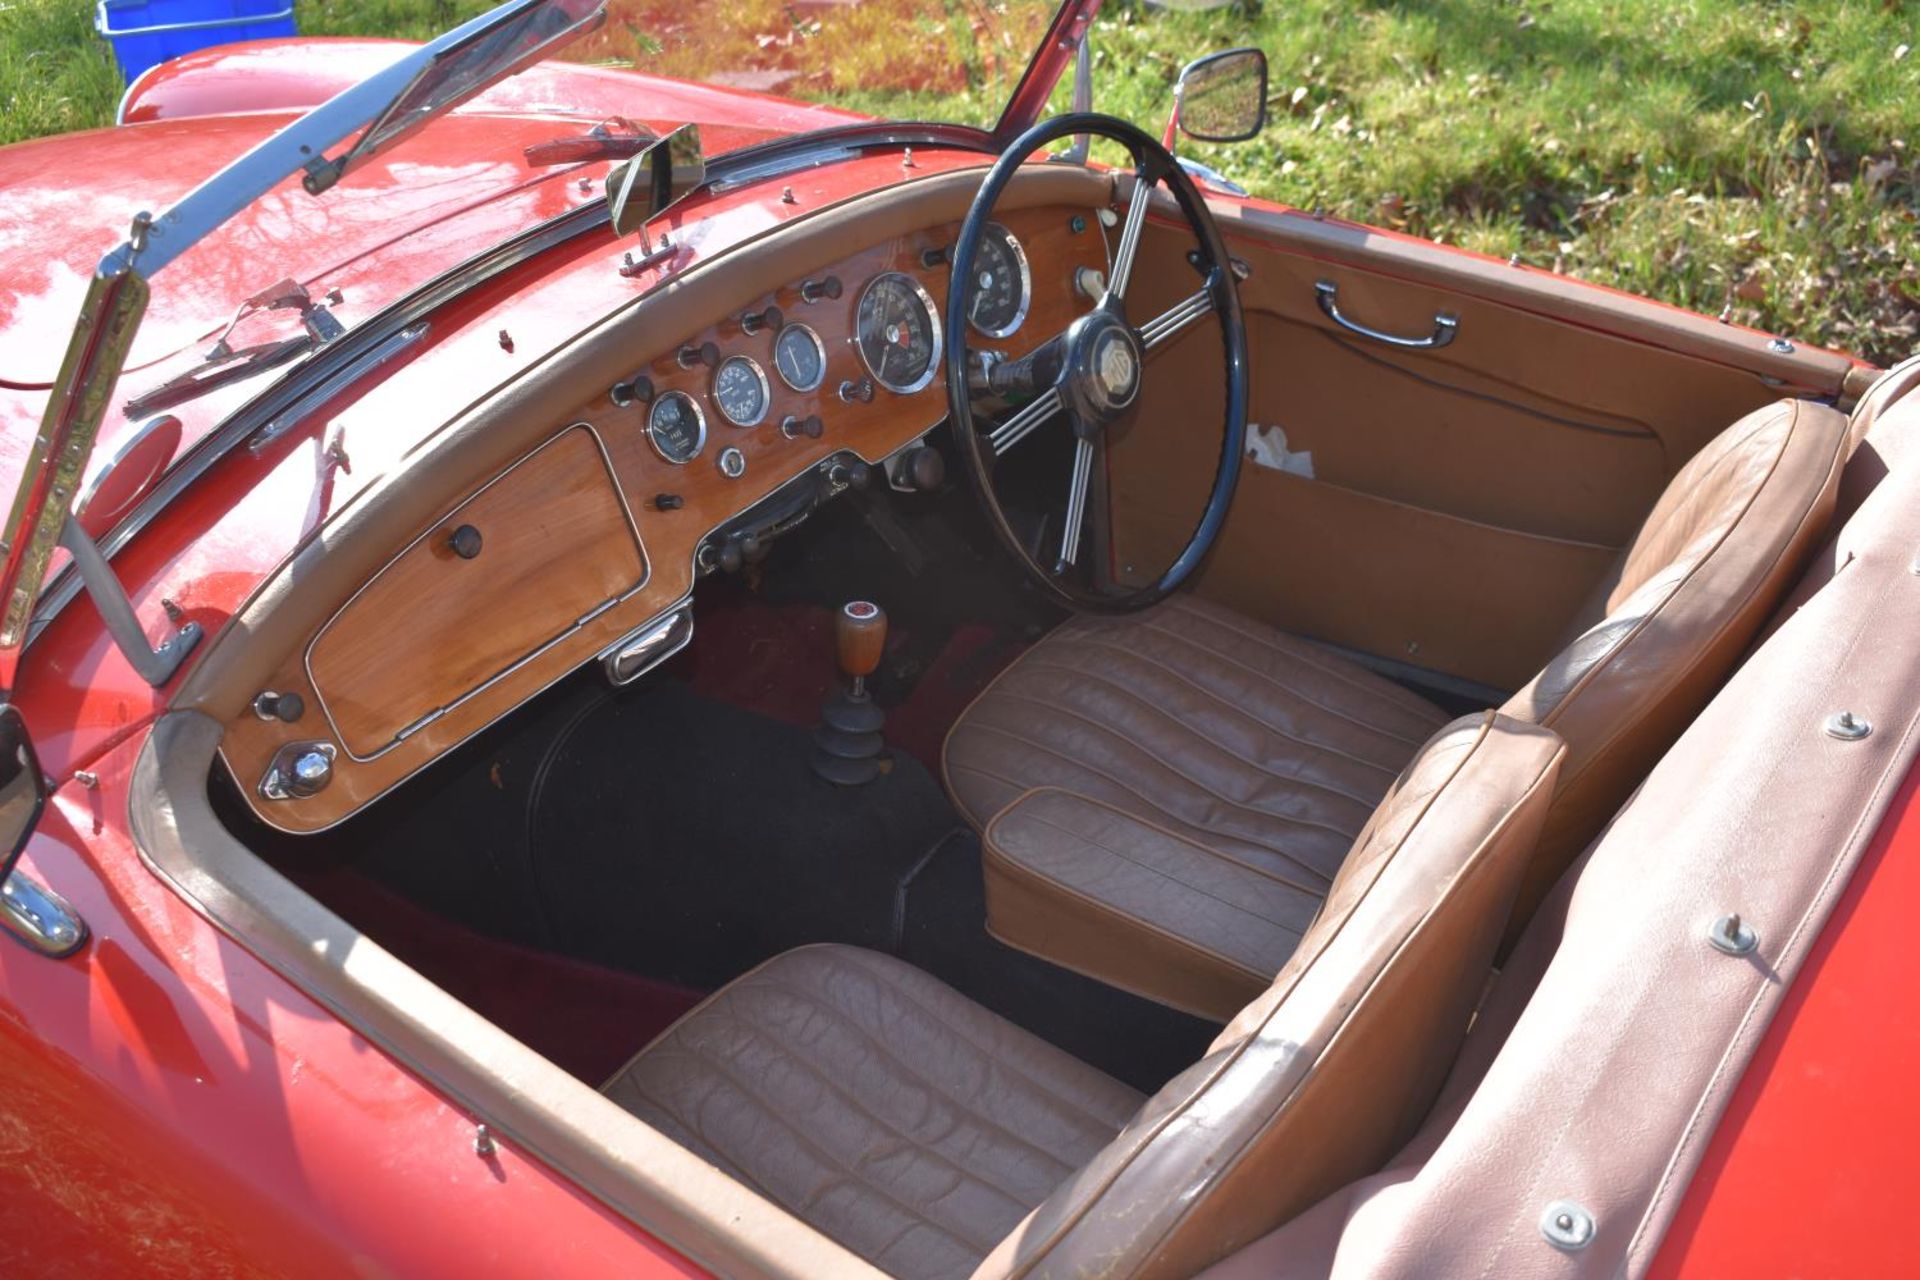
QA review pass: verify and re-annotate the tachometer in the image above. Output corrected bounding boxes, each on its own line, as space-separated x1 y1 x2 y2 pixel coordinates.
773 323 827 392
855 272 942 394
966 223 1030 338
713 355 771 427
647 390 707 464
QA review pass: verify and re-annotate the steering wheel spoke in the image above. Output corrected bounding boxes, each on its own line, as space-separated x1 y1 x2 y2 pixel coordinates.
1055 435 1097 572
1140 283 1216 353
1103 168 1157 308
987 384 1063 457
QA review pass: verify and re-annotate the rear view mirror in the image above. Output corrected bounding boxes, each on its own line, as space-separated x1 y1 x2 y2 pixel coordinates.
1172 48 1269 144
607 123 707 239
0 706 46 887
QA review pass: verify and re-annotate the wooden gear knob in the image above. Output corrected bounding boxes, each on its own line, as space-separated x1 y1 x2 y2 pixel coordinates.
835 601 887 680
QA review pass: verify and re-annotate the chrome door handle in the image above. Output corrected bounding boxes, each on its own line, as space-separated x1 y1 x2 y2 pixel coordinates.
1 870 87 958
1315 280 1459 350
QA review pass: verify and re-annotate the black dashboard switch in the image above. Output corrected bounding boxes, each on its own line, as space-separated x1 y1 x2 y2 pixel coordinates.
610 374 654 406
740 305 783 335
677 341 720 369
800 275 843 304
652 493 684 511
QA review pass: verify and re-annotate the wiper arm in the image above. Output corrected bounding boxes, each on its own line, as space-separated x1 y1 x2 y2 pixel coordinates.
524 116 658 166
124 334 314 419
123 275 344 418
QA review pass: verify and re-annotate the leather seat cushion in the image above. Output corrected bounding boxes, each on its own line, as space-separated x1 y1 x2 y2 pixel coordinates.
945 595 1450 896
1502 397 1847 926
983 788 1306 1021
601 944 1143 1280
976 713 1566 1280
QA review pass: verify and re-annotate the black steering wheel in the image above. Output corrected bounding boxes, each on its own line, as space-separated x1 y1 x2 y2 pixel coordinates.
944 113 1247 613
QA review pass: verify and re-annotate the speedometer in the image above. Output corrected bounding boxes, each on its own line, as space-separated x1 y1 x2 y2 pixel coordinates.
966 223 1030 337
712 355 770 427
647 390 707 464
855 272 942 394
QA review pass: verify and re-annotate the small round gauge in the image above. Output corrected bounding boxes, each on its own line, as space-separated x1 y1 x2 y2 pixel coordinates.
646 390 707 464
855 272 943 394
712 355 771 427
966 223 1031 338
773 323 827 392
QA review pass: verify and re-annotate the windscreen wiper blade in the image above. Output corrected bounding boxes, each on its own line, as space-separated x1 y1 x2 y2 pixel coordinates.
124 334 314 419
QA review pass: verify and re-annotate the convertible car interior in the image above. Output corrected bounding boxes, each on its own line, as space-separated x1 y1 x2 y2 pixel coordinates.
134 90 1903 1278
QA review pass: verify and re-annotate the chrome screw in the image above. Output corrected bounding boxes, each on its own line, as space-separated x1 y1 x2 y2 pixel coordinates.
1708 913 1758 956
1825 710 1872 741
1768 337 1796 354
1540 1200 1595 1250
474 1123 496 1157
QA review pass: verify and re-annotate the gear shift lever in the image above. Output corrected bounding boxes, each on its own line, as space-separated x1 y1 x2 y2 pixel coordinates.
812 601 888 785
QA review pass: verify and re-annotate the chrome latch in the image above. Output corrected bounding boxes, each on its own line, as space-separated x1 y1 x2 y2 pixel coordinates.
260 741 337 801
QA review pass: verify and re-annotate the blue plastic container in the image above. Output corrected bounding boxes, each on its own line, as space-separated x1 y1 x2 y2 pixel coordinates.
94 0 296 84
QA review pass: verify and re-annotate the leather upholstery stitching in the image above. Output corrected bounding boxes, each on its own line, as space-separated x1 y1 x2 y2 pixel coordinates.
1000 802 1316 937
1018 644 1413 793
1162 597 1449 728
623 1026 1004 1256
953 715 1357 869
1127 615 1439 748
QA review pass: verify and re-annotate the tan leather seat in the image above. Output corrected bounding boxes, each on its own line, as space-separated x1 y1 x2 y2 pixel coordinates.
607 713 1565 1280
945 397 1847 1012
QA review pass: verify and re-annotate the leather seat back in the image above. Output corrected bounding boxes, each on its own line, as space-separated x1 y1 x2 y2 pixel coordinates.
974 712 1565 1280
1502 397 1847 930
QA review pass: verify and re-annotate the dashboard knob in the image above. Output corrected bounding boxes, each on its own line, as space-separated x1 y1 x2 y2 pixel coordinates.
678 341 720 370
251 690 305 723
740 305 783 335
448 524 483 560
652 492 683 511
920 245 949 268
829 459 871 490
611 374 655 407
837 378 875 404
781 414 825 440
800 275 843 304
903 445 945 491
717 541 744 573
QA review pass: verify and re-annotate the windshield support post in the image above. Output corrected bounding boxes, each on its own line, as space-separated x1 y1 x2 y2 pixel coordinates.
58 517 201 687
1061 35 1093 165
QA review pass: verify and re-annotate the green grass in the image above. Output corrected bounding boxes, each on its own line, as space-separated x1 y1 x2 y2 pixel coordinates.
3 0 1915 361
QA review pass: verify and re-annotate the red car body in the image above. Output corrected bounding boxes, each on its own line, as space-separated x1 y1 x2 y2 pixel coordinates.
0 10 1911 1277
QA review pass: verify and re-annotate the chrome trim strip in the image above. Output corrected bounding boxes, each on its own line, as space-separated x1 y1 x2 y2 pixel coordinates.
0 870 88 958
1141 288 1213 351
301 423 650 763
249 322 430 451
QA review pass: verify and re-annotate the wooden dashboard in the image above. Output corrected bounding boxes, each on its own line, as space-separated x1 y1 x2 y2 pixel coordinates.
217 189 1112 832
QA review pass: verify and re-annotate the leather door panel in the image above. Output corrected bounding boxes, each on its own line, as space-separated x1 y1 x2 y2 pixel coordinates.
1108 204 1857 691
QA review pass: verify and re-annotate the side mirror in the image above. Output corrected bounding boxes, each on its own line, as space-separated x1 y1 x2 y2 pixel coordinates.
0 706 46 887
1168 48 1269 146
606 123 707 239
